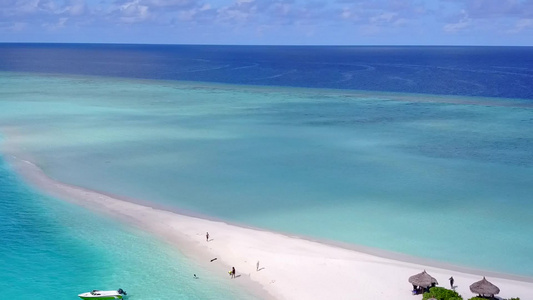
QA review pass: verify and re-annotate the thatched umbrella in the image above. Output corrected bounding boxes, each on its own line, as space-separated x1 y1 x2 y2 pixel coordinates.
470 277 500 296
408 270 438 288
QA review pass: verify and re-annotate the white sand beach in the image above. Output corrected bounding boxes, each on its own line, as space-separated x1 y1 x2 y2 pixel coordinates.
9 156 533 300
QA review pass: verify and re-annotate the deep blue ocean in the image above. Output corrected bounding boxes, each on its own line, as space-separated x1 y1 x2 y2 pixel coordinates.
1 44 533 298
1 43 532 99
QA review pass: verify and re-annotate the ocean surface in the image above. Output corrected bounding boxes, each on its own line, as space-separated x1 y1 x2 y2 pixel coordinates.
1 44 533 297
0 156 254 299
1 44 533 99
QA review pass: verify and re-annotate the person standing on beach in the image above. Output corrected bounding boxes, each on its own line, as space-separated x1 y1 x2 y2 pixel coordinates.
206 232 209 242
449 276 454 289
256 261 260 271
231 267 236 279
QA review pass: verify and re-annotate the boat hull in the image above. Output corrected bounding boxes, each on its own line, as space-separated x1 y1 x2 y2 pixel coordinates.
79 296 122 300
78 290 124 299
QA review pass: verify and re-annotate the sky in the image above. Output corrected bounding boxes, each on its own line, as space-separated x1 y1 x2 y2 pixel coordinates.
1 0 533 45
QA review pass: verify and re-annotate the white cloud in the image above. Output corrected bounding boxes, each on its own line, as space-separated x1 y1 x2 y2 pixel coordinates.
393 18 408 26
507 18 533 33
370 12 398 24
359 24 381 35
516 18 533 30
2 0 41 16
215 0 256 23
443 9 470 33
43 16 68 29
443 20 469 33
0 21 27 31
340 8 351 19
1 0 531 44
143 0 195 8
117 0 151 23
61 0 86 16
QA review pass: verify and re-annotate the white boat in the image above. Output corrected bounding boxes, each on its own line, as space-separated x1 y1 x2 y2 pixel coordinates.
78 288 127 299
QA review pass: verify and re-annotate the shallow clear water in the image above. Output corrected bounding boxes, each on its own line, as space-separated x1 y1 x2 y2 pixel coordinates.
1 72 532 278
0 155 255 299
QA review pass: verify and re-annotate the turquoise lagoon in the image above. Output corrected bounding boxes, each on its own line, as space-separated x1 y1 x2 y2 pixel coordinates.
1 71 532 287
0 154 255 299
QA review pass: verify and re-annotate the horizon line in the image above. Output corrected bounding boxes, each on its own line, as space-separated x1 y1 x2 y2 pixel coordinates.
1 42 532 47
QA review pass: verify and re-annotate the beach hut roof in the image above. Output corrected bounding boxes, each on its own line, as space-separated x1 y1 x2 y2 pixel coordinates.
469 277 500 295
408 270 438 288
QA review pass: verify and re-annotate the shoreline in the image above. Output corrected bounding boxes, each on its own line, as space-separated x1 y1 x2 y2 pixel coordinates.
5 154 533 299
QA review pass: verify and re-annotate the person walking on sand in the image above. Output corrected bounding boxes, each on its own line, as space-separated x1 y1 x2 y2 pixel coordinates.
206 232 209 242
449 276 454 289
231 267 236 279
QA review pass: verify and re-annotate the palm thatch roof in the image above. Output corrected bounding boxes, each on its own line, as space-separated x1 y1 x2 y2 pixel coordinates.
408 270 438 288
470 277 500 296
